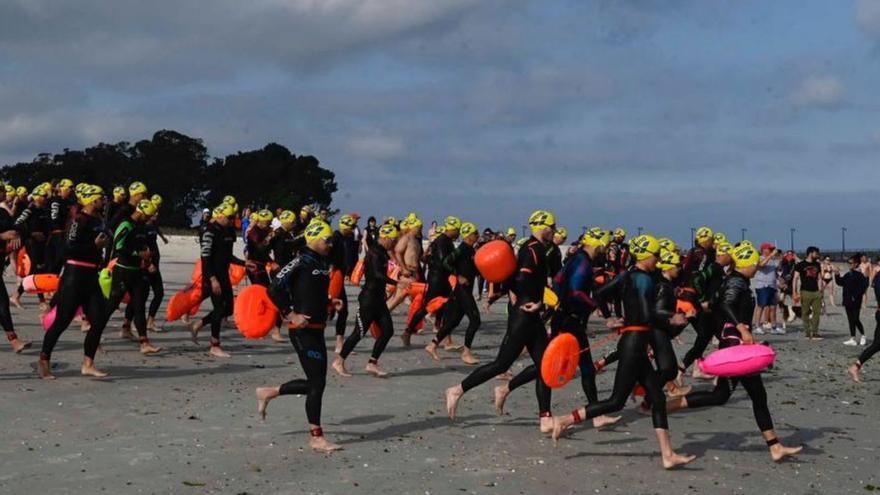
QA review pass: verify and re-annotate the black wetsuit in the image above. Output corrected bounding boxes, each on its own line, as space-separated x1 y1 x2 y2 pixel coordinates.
508 249 604 404
339 243 396 363
200 221 245 344
329 230 351 338
460 237 552 415
246 225 273 286
680 256 725 370
124 223 164 321
270 227 297 271
40 210 111 360
268 247 331 426
682 271 774 433
434 241 481 348
46 195 74 274
0 208 18 336
106 217 151 340
406 233 455 334
582 268 669 429
15 202 52 302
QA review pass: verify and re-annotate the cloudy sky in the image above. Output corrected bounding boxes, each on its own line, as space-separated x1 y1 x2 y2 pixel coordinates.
2 0 879 248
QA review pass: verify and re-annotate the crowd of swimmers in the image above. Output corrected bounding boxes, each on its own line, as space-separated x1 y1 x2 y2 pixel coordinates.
4 179 876 464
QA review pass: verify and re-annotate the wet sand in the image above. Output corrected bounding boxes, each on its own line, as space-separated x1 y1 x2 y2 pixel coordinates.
1 236 878 494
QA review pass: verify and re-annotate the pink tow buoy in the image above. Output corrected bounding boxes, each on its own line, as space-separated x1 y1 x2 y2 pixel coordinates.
42 306 84 332
697 344 776 377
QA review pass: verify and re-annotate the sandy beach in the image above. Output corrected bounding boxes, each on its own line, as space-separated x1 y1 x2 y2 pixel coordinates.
0 236 878 494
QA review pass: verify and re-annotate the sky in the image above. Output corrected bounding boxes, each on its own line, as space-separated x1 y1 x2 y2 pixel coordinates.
1 0 879 249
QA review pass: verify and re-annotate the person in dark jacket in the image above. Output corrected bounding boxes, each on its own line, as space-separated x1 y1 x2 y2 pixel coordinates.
836 255 870 346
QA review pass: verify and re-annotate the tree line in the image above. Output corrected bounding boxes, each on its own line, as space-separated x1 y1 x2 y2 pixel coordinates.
0 130 338 228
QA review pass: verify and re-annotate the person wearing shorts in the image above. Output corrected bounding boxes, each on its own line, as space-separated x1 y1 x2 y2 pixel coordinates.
754 243 784 335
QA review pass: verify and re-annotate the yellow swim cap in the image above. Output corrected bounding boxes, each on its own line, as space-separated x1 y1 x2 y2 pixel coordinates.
630 234 661 261
444 216 462 231
713 232 727 245
4 184 14 196
658 238 678 253
581 227 610 248
278 210 295 225
613 227 626 239
528 210 556 234
151 194 163 208
304 221 333 243
695 226 713 242
213 203 236 219
338 214 356 231
716 242 733 256
57 178 74 190
80 185 105 206
31 185 49 198
16 186 27 196
136 199 157 217
555 227 568 239
113 186 126 200
732 243 760 268
129 181 147 196
460 222 478 237
379 223 399 239
254 209 273 223
407 215 423 229
300 204 313 214
657 249 681 271
506 227 517 237
737 240 755 249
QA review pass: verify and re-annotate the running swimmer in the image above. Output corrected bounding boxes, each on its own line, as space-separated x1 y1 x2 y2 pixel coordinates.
425 222 482 365
333 223 407 378
330 214 357 353
12 183 52 312
0 181 27 353
445 211 556 431
665 243 802 462
255 220 344 453
551 234 696 470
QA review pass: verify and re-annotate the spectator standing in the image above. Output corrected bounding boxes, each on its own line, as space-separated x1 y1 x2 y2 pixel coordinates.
836 255 870 346
754 243 784 335
794 246 824 340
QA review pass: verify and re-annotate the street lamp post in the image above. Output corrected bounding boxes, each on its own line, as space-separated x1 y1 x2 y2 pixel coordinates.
521 225 526 239
690 227 696 246
637 226 643 236
790 228 796 252
842 227 847 256
741 228 747 242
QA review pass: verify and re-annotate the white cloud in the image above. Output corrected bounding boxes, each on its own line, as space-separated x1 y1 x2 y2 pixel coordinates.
856 0 880 36
346 134 405 160
790 75 844 107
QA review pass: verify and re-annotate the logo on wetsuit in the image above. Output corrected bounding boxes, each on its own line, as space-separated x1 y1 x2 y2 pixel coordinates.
307 350 324 361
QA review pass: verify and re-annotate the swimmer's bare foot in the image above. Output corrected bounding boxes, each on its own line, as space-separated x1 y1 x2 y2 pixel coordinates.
334 335 344 354
209 345 231 358
119 323 136 341
38 302 49 314
270 328 286 343
443 337 462 351
770 443 803 462
691 365 714 380
424 341 441 361
81 357 108 378
461 347 479 365
80 317 91 333
255 386 280 420
332 356 352 377
310 433 342 453
146 316 160 333
10 295 22 309
400 331 412 347
593 415 622 429
445 385 463 420
540 416 554 434
365 360 388 378
38 357 55 380
190 320 203 344
139 341 162 355
848 363 861 383
551 412 581 442
495 371 513 381
662 452 697 470
666 381 692 398
494 384 510 415
9 336 31 353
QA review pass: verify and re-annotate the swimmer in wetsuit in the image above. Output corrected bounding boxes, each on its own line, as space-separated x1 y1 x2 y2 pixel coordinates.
666 243 803 463
333 223 408 378
330 214 358 353
445 210 557 431
552 234 696 470
0 181 27 353
426 222 482 365
255 220 344 453
494 227 622 430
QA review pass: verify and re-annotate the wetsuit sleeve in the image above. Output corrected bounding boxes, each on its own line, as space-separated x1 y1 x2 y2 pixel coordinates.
13 207 32 236
369 251 397 286
566 256 598 313
701 264 724 303
593 272 624 318
632 274 658 327
442 246 459 274
113 221 136 259
200 228 216 279
717 279 742 326
49 199 62 229
653 284 677 331
268 257 301 315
